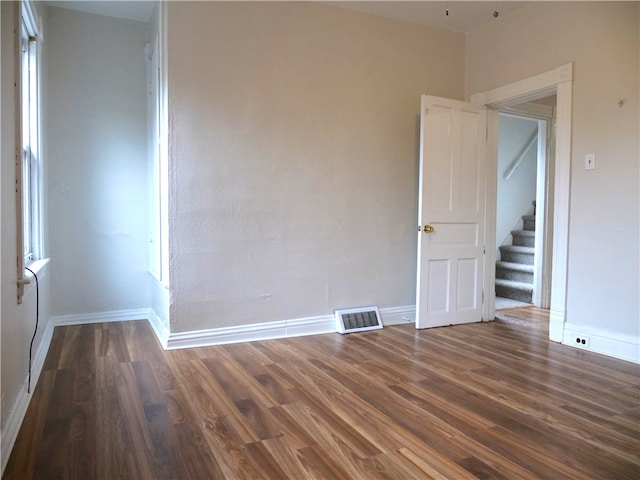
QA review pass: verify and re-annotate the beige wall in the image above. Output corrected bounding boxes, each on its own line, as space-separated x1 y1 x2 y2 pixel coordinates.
467 2 639 337
167 1 465 332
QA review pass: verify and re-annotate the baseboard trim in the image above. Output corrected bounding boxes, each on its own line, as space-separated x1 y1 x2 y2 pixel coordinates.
1 319 55 475
548 307 566 343
147 308 170 349
46 305 418 351
165 315 332 350
164 305 417 350
51 308 150 326
563 322 640 364
380 305 416 325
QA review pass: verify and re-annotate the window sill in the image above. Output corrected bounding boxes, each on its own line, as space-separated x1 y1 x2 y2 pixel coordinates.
26 258 50 275
23 258 50 299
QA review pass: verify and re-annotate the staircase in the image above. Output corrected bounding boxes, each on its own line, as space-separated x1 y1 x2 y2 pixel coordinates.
495 203 535 304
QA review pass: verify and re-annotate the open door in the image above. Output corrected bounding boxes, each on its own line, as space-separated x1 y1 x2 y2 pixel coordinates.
416 95 487 329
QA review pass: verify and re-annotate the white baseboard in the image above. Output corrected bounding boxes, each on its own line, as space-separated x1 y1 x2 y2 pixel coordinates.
563 322 640 364
147 308 170 349
1 319 55 475
380 305 416 325
164 305 417 350
549 307 566 343
165 315 333 350
51 308 150 326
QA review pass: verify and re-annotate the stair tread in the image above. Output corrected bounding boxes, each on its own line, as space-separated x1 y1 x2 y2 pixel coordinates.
496 261 534 272
522 214 536 221
495 278 534 292
499 245 534 254
512 229 535 237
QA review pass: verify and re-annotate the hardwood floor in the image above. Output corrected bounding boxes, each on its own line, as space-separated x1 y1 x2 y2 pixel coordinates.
4 307 639 479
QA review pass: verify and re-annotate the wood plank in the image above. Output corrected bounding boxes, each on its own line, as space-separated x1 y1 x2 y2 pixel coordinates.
5 310 639 479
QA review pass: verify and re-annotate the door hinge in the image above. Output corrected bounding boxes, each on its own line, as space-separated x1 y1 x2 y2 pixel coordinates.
425 108 429 115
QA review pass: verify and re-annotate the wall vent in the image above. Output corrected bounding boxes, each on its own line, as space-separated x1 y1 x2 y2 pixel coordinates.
335 306 383 334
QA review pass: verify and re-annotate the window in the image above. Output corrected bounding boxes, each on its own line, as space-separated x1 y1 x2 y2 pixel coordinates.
21 21 40 263
17 1 42 302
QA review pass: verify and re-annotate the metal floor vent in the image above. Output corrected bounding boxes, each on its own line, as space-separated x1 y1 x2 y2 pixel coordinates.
335 306 383 334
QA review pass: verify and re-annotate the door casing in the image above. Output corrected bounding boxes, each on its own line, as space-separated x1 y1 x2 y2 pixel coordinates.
472 63 572 342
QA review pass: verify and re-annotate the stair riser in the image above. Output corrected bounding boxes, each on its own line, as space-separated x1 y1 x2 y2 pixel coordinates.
512 235 535 247
496 267 533 283
496 284 533 303
500 251 534 265
523 219 535 231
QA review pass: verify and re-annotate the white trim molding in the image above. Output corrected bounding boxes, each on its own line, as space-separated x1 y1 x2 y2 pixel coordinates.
50 308 150 326
1 319 55 475
162 305 417 350
47 305 419 352
472 63 573 342
165 314 334 350
471 63 572 108
147 308 170 348
380 305 416 326
563 323 640 364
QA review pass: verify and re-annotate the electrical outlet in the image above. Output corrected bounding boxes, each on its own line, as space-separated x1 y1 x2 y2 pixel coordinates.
574 336 590 348
585 153 595 170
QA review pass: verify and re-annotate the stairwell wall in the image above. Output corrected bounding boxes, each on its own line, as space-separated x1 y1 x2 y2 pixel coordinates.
496 114 538 251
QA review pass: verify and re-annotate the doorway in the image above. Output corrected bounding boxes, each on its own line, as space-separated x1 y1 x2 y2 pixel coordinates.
495 100 556 312
473 63 573 343
415 64 572 343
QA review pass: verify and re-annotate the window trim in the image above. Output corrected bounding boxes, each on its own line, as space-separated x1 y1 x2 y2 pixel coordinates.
16 0 43 304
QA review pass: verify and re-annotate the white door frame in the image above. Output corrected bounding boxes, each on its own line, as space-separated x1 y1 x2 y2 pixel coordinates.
472 63 572 342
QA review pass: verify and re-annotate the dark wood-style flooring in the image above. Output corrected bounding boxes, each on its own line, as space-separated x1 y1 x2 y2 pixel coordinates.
4 307 639 479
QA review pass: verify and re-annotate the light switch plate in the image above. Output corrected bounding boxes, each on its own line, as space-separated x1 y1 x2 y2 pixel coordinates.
585 153 595 170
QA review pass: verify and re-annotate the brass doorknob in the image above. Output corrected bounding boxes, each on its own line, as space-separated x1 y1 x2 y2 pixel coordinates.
423 224 434 233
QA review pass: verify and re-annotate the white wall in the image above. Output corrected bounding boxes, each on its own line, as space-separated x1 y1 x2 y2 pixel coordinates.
467 2 639 338
1 0 53 469
496 115 538 250
46 7 150 316
167 2 465 333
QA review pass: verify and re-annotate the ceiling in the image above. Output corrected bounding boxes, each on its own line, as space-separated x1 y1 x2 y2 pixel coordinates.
46 1 528 32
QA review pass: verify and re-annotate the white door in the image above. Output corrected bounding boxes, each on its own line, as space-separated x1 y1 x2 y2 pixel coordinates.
416 95 487 329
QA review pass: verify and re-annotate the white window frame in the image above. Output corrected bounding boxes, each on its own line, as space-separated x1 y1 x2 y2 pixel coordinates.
16 0 43 303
